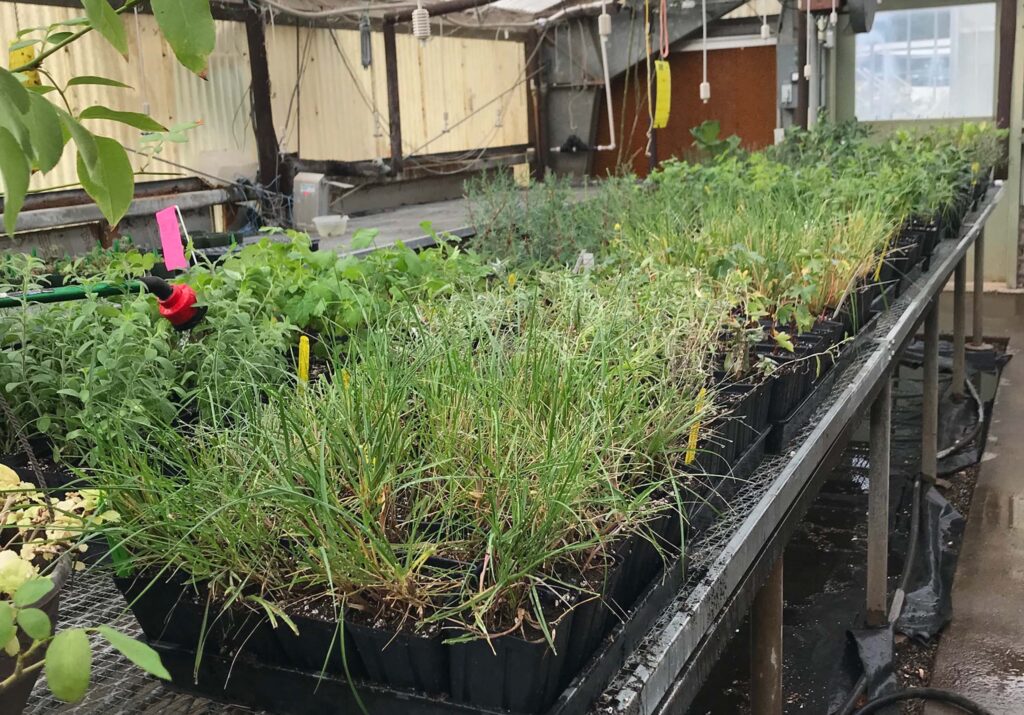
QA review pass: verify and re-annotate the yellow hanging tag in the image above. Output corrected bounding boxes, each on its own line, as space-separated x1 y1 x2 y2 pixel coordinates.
8 42 40 87
297 335 310 385
653 60 671 129
684 387 707 465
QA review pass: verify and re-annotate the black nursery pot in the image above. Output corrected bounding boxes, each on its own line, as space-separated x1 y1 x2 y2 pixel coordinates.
831 286 874 334
346 619 447 694
114 571 210 647
560 551 627 685
608 508 680 616
275 606 365 679
754 348 811 423
114 572 288 665
716 381 762 457
449 610 575 714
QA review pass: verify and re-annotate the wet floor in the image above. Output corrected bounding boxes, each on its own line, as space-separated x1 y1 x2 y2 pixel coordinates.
926 330 1024 715
687 343 1004 715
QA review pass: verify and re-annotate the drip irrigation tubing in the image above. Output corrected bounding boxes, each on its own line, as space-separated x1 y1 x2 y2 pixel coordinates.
851 688 994 715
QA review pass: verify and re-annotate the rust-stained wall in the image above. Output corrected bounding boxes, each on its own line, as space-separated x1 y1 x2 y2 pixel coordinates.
592 43 777 177
0 3 529 192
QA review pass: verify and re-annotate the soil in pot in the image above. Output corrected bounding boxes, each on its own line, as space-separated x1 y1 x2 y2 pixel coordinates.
0 555 71 715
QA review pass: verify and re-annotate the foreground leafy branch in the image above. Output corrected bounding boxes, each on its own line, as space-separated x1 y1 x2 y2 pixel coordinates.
0 0 216 236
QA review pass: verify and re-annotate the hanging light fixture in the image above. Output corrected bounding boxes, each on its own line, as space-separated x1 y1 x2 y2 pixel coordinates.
760 0 771 39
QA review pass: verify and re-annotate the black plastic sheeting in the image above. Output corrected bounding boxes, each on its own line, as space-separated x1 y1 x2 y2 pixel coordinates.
896 487 965 641
831 342 1006 714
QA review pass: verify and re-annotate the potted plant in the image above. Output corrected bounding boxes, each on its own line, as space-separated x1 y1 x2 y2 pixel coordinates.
0 464 170 713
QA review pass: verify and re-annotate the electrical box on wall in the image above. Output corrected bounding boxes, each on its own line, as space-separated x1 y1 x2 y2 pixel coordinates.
293 172 329 233
780 83 795 109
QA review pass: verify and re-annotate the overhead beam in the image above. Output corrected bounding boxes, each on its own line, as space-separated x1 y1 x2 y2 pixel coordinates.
0 0 528 41
382 0 499 22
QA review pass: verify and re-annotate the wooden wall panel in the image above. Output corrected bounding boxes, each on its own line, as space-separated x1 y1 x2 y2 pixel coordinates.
592 44 777 177
265 25 529 163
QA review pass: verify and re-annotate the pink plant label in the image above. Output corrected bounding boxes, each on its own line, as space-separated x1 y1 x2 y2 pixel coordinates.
156 206 188 271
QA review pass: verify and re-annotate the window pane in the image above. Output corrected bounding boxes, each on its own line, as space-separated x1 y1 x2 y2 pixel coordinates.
854 3 996 121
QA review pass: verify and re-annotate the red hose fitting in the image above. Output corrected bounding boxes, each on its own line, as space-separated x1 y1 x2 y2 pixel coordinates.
157 283 202 330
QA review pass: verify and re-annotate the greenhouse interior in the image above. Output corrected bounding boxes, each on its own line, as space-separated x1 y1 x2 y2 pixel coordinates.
0 0 1023 712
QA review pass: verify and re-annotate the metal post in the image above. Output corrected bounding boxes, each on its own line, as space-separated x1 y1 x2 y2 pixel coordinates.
952 258 967 400
751 557 784 715
524 31 547 181
922 300 939 483
971 228 988 348
382 19 403 174
242 7 281 190
867 377 891 627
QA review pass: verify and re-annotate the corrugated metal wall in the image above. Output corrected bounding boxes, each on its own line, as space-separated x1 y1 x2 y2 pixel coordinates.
265 24 530 162
0 4 529 192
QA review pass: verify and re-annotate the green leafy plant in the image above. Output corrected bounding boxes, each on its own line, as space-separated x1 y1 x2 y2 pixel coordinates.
0 0 216 235
0 465 169 704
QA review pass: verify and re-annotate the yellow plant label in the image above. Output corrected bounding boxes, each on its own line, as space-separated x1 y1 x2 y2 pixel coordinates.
297 335 310 385
684 387 706 465
8 44 40 87
654 60 671 129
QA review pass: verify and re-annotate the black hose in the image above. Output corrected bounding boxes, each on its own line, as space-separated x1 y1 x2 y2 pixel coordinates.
137 275 174 301
937 376 985 475
852 687 994 715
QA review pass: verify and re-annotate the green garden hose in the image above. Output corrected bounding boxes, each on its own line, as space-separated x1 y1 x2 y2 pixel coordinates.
0 281 143 308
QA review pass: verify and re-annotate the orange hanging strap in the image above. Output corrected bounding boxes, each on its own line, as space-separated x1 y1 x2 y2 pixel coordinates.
659 0 670 58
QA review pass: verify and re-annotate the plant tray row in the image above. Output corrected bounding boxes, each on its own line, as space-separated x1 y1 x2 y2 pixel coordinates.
118 426 771 715
123 205 958 714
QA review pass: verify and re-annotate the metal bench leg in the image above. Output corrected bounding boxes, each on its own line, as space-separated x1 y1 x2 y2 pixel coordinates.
867 376 891 627
922 300 939 484
751 557 784 715
952 258 967 400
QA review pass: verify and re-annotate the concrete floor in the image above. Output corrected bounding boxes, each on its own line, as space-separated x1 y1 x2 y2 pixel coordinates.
927 294 1024 714
318 196 473 253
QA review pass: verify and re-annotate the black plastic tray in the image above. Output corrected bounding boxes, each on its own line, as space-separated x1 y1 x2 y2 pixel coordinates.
765 314 877 454
140 429 775 715
150 543 689 715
